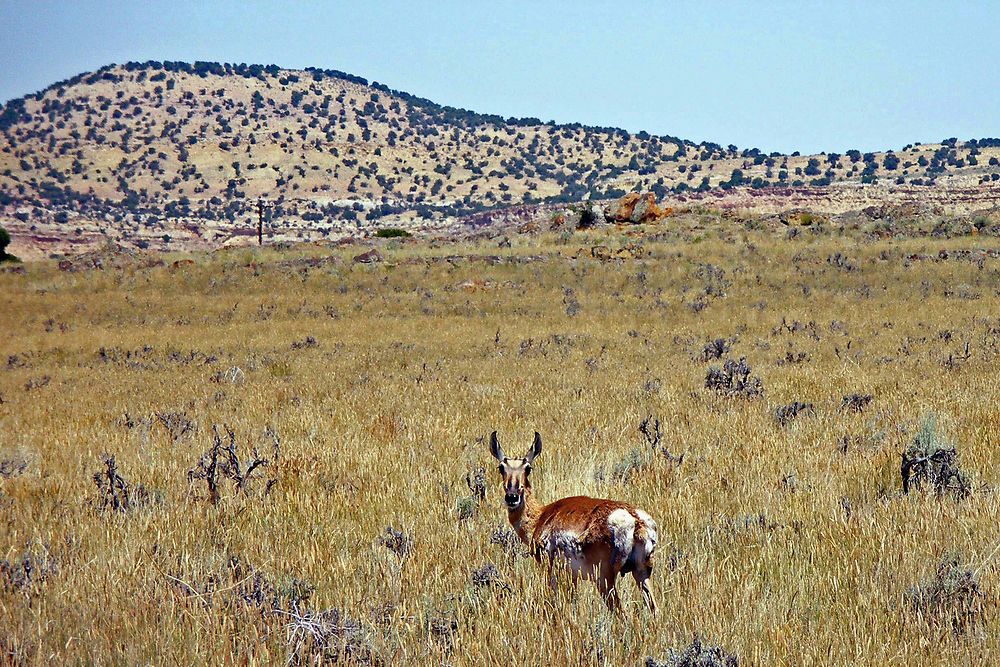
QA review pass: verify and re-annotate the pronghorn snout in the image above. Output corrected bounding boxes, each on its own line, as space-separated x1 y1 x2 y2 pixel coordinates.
491 431 541 512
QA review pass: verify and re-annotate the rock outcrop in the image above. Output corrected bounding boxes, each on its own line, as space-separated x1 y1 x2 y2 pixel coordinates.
352 248 384 264
603 192 666 224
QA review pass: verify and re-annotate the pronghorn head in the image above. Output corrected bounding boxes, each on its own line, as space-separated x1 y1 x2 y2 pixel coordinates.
489 431 542 511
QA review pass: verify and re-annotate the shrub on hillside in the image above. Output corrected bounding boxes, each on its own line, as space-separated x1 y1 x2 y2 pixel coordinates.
0 226 19 263
375 228 411 238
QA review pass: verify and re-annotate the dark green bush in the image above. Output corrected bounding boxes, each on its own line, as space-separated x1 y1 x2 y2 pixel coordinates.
375 228 411 238
0 225 18 262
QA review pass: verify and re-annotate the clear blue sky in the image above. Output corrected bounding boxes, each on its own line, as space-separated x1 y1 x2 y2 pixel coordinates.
1 1 998 154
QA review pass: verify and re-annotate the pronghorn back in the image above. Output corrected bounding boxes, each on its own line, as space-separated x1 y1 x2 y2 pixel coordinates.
532 496 658 574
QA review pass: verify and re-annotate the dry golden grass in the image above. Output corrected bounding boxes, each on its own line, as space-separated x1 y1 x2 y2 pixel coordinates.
2 217 1000 665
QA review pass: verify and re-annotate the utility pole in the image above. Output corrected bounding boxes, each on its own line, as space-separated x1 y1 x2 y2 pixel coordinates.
256 198 265 246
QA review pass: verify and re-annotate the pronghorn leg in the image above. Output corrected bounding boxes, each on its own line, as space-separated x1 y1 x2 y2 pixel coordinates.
539 560 562 619
596 562 622 612
547 557 582 607
632 568 656 613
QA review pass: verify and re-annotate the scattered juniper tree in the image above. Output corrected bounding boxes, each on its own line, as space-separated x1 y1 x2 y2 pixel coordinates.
0 226 18 263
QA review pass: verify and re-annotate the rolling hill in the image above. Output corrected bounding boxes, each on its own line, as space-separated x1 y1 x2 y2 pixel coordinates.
2 61 1000 257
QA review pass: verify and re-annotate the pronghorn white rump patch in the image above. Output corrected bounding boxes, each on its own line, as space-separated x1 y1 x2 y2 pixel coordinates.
607 508 637 565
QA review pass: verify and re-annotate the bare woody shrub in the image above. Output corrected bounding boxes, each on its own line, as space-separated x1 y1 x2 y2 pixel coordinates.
640 415 684 462
92 454 151 512
0 455 28 478
701 338 730 361
840 393 873 413
470 563 508 591
156 410 197 441
488 526 529 563
901 415 970 498
168 554 312 615
187 424 280 504
596 414 684 485
283 607 382 666
456 464 487 520
705 358 763 398
377 526 413 559
465 465 486 501
645 636 740 667
774 401 814 427
423 609 458 651
639 414 663 450
291 336 319 350
907 555 985 633
1 545 58 596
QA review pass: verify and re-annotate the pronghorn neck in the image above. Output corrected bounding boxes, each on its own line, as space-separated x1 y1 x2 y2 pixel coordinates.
507 487 542 545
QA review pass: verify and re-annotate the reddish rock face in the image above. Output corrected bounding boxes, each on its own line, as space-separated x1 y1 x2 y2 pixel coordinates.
603 192 664 223
604 193 640 223
352 248 384 264
629 193 663 223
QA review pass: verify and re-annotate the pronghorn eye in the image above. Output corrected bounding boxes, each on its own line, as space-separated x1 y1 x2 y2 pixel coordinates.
524 464 532 474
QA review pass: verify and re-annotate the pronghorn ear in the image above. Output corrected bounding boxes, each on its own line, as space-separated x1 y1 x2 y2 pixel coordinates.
489 431 505 461
526 431 542 463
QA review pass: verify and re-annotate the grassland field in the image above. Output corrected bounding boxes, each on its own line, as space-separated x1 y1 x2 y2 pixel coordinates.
1 213 1000 665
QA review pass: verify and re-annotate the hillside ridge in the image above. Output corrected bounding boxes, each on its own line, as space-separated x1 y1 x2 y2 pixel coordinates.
2 61 1000 257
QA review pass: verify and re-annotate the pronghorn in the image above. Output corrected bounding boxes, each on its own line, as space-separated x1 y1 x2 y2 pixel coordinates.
489 431 658 612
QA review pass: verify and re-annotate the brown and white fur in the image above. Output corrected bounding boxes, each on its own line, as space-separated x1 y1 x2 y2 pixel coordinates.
490 431 658 612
